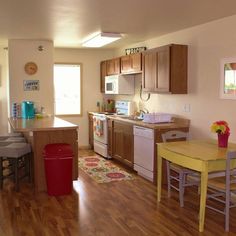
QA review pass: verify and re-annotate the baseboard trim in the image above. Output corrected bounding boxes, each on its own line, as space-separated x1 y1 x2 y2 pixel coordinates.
79 145 92 150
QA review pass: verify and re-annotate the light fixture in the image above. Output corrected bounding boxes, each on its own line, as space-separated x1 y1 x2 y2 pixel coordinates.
82 32 122 48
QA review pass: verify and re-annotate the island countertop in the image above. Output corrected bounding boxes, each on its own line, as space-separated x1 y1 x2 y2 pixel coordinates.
9 116 78 132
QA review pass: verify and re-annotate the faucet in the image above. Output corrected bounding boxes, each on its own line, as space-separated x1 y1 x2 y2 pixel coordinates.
140 108 149 114
139 109 149 118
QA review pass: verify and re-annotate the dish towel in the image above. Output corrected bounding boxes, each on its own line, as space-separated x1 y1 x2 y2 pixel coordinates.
93 117 104 136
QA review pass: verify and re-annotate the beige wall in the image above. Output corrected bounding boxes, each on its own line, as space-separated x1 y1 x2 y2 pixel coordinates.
115 14 236 142
54 48 114 146
2 14 236 144
0 42 114 146
8 39 54 115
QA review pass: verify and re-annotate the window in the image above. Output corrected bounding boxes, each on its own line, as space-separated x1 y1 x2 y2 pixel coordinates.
54 63 81 115
220 58 236 99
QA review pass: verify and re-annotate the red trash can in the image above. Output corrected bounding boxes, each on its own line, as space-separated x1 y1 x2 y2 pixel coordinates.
43 143 73 196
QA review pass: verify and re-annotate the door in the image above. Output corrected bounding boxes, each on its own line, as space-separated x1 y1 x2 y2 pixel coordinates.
93 115 108 144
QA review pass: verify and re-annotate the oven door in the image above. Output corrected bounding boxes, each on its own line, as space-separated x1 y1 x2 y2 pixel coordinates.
105 81 114 94
93 115 108 144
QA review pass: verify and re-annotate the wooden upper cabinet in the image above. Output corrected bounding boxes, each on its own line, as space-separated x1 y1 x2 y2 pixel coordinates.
120 53 142 74
142 49 158 92
100 61 107 93
106 58 120 75
142 44 188 94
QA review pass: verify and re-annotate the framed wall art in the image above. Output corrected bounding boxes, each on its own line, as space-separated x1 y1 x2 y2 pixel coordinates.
23 80 40 91
220 58 236 99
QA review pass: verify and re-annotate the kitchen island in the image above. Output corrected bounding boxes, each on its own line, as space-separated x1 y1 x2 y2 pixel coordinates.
9 117 78 192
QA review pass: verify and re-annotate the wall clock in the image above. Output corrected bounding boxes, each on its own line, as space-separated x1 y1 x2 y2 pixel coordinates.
24 62 38 75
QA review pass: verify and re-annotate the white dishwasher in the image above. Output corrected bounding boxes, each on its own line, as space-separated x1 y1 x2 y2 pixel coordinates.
133 126 154 182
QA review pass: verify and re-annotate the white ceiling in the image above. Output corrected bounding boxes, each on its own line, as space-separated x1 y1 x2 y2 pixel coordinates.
1 0 236 48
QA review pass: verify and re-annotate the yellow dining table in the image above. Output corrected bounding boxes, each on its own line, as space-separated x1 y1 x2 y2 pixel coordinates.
157 139 236 232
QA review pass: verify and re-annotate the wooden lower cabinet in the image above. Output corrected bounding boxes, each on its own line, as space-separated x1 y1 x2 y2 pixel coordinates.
107 118 113 157
112 120 134 168
88 113 94 149
106 117 190 185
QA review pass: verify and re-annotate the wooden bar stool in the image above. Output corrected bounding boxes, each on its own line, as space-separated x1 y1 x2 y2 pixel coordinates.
0 142 31 191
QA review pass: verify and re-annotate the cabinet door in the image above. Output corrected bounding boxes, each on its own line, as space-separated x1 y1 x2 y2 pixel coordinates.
170 44 188 94
88 114 94 149
122 123 134 165
106 58 120 75
107 118 113 157
113 121 133 167
142 49 158 92
121 53 142 74
120 55 131 73
113 122 124 160
131 53 142 72
156 46 170 93
100 61 107 93
114 58 120 74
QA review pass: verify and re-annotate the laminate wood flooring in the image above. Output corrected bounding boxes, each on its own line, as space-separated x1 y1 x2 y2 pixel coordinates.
0 149 235 236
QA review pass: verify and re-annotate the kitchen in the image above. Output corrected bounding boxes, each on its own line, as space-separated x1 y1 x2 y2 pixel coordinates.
91 49 190 182
1 1 236 235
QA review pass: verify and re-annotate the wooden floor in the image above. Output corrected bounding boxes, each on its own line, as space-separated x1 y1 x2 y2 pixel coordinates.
0 149 236 236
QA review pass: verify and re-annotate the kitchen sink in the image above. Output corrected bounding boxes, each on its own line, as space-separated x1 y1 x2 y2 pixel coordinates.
120 116 143 121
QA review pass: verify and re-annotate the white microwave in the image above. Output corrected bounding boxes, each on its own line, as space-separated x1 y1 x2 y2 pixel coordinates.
105 74 135 95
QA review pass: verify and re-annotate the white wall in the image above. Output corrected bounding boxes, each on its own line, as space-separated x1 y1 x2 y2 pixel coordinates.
115 14 236 142
3 14 236 145
0 48 8 133
1 42 114 146
54 48 114 147
8 40 54 115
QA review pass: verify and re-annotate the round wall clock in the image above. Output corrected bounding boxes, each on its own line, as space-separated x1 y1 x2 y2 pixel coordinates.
24 62 38 75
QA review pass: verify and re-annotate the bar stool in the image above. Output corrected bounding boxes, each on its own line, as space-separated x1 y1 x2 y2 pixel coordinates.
0 137 27 169
0 142 31 191
0 137 26 142
0 133 23 138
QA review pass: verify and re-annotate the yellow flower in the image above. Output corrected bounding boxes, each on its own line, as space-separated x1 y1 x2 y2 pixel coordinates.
210 121 230 134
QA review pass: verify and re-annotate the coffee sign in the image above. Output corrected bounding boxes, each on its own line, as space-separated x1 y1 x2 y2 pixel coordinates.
125 47 146 55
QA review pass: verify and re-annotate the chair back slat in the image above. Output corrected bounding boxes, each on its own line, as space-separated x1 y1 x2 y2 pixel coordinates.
162 130 189 143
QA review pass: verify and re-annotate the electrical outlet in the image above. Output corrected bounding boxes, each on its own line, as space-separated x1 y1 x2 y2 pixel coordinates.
183 104 191 112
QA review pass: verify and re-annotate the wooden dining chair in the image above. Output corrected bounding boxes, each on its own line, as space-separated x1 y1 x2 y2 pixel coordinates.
161 130 199 207
206 150 236 232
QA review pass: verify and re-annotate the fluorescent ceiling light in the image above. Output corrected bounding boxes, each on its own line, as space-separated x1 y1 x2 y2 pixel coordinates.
82 32 122 47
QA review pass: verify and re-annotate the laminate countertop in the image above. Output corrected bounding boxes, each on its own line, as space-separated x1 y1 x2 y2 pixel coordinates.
107 115 190 130
9 116 78 132
88 112 190 130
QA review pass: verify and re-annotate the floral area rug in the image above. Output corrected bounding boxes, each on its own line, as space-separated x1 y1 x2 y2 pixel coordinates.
79 155 134 183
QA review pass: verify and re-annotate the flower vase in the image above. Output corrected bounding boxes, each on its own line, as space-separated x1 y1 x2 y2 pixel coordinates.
218 133 229 148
